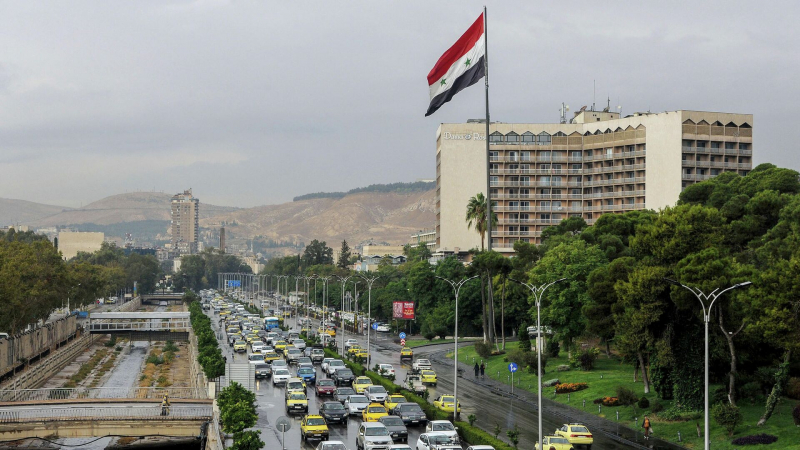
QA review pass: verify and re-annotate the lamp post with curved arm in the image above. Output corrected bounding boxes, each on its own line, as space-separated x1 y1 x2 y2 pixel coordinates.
510 277 567 450
335 275 354 351
359 275 380 363
664 278 752 450
317 276 332 330
434 275 479 420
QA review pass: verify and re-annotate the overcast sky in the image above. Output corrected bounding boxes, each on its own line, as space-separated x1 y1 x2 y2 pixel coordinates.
1 1 798 208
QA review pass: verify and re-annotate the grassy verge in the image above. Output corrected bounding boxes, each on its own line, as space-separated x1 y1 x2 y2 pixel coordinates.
455 346 800 450
405 338 454 348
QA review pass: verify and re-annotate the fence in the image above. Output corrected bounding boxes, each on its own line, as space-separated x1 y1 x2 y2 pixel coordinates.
0 405 212 423
205 408 225 450
188 327 209 398
0 387 206 402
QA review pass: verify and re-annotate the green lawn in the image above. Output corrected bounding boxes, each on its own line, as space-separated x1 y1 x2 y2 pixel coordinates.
454 346 800 450
404 337 481 348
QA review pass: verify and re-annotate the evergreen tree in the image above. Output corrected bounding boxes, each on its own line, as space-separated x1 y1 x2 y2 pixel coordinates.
337 240 351 269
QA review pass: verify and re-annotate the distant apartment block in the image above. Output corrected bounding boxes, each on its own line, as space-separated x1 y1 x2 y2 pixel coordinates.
435 110 753 254
170 189 199 255
59 231 104 260
410 230 436 251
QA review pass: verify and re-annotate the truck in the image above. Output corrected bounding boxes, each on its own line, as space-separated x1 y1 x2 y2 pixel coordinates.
404 373 427 395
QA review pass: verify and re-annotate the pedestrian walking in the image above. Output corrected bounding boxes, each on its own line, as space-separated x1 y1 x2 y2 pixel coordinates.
474 363 479 378
480 362 485 378
643 415 652 439
161 393 171 416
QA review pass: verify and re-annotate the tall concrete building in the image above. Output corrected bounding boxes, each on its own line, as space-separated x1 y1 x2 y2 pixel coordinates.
435 110 753 254
170 189 199 255
58 231 104 260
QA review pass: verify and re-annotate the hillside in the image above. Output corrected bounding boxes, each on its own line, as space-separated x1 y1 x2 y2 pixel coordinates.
29 192 238 227
201 189 436 248
0 198 68 226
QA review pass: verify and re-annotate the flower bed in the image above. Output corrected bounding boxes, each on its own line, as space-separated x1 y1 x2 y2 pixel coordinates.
555 382 588 394
731 434 778 445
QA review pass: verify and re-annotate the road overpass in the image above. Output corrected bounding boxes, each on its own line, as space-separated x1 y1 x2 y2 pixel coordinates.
141 293 185 305
88 312 190 341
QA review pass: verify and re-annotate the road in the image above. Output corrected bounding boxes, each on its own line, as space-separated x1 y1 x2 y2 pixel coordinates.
210 303 678 450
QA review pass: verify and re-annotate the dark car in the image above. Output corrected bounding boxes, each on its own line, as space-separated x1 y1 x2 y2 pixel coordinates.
254 363 272 379
334 387 357 403
393 402 427 425
315 379 337 396
331 368 355 386
379 415 409 442
319 401 349 424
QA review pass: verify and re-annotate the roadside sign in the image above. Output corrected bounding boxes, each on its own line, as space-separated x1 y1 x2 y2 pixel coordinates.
400 338 406 346
399 332 407 339
276 416 291 431
372 323 379 330
508 362 518 373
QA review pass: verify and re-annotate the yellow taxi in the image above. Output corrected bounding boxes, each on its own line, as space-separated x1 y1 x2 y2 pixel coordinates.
263 352 281 362
420 369 438 386
300 414 329 441
361 403 389 422
219 309 231 316
534 436 575 450
283 345 296 357
285 391 308 415
273 340 288 352
554 423 593 449
347 345 362 356
400 347 413 360
384 394 406 413
226 326 239 334
283 310 292 318
245 333 258 343
233 340 247 353
286 377 307 394
352 376 373 394
354 349 369 361
433 395 461 413
325 327 336 337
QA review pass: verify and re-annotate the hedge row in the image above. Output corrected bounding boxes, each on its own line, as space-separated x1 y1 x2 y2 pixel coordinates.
188 300 225 379
321 347 511 448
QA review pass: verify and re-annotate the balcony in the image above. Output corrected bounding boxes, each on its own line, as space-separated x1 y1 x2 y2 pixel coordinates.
583 177 645 186
490 168 584 175
491 181 582 188
682 173 714 181
681 161 751 169
583 150 645 161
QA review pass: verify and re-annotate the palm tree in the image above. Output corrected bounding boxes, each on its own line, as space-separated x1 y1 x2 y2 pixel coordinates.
465 193 498 252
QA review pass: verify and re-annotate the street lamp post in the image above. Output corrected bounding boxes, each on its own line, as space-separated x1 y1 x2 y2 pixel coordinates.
510 277 567 450
336 275 354 351
318 276 332 329
664 278 752 450
359 275 380 364
434 275 479 419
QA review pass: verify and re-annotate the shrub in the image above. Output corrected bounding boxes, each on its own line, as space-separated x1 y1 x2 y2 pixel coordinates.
571 347 599 371
739 381 761 404
542 379 560 387
638 397 650 409
555 383 588 394
467 414 476 426
164 340 179 353
616 386 639 406
658 407 701 421
518 324 530 351
650 400 664 413
104 336 117 348
712 402 742 436
711 387 728 405
556 364 571 372
602 396 620 406
423 331 436 341
731 434 778 445
593 398 603 404
474 342 492 359
546 339 560 357
786 377 800 400
146 354 164 366
793 404 800 426
455 421 514 450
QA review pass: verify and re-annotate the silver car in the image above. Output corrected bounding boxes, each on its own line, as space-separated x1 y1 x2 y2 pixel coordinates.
357 422 393 450
344 395 370 415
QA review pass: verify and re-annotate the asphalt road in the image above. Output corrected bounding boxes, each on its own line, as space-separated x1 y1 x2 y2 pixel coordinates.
209 304 671 450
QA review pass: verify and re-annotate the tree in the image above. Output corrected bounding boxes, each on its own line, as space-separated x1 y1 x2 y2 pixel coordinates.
465 193 497 252
585 257 636 356
337 240 352 269
303 239 333 267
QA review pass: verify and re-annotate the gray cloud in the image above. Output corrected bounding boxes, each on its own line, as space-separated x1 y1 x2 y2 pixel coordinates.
0 1 797 208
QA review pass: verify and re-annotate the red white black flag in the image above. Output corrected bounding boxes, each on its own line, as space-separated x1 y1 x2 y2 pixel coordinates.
425 13 486 117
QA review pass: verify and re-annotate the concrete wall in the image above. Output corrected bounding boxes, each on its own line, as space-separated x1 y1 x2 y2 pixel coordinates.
58 232 104 260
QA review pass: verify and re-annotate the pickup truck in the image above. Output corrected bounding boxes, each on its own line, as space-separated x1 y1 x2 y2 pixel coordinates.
412 359 432 372
404 373 427 395
310 348 325 363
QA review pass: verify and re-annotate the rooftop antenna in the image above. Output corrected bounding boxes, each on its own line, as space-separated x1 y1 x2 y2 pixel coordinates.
559 103 570 124
592 80 596 111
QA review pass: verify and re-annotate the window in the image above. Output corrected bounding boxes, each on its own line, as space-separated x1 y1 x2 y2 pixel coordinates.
490 176 498 186
506 132 519 144
521 151 531 161
489 132 503 143
489 151 499 160
522 131 535 143
739 143 749 150
540 201 550 207
725 142 735 149
538 132 551 145
509 151 518 161
710 142 720 149
697 141 707 148
605 148 613 156
490 164 499 171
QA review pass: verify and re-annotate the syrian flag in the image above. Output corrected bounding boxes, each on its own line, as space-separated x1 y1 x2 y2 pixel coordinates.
425 13 486 117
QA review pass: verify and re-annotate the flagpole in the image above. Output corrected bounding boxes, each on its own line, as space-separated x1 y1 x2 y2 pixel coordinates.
483 5 491 253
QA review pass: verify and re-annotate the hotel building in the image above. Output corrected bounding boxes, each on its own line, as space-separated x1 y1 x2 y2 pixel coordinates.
435 110 753 254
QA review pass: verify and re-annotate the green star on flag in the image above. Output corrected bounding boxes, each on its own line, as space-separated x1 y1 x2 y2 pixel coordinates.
440 78 447 86
464 58 471 67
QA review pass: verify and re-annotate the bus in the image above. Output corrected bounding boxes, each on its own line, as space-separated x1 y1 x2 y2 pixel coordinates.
264 316 281 330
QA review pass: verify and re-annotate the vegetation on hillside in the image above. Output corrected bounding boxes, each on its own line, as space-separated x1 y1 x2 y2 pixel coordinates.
292 181 434 202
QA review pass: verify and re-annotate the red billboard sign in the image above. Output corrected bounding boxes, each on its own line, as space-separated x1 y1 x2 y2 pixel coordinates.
393 301 415 320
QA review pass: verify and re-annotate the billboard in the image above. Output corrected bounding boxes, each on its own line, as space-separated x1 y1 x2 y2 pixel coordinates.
392 301 415 320
227 280 242 287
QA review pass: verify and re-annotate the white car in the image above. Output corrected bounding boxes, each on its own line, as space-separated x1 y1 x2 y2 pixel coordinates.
377 323 391 333
378 364 395 377
389 446 413 450
321 358 334 372
251 341 266 353
272 368 291 385
344 395 370 415
365 385 389 403
315 441 349 450
465 447 496 450
415 432 459 450
425 421 459 443
344 339 359 351
357 423 394 450
326 360 346 376
412 359 432 372
292 339 307 350
248 353 266 365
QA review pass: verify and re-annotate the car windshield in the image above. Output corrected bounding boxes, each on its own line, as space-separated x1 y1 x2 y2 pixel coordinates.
307 418 325 426
272 360 287 366
255 364 270 369
330 360 344 366
398 404 422 413
324 402 344 410
337 388 356 395
365 427 388 436
290 393 306 400
369 386 387 394
338 370 353 376
249 355 264 361
318 380 335 386
432 422 454 431
422 370 435 376
298 368 314 374
349 396 368 403
429 434 453 444
275 369 290 375
441 396 454 402
368 406 385 413
321 445 346 450
388 396 404 402
252 341 263 346
571 426 589 433
551 437 570 444
381 416 403 426
289 349 301 354
356 378 369 384
235 340 245 345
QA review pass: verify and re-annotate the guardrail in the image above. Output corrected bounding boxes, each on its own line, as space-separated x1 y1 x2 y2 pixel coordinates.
0 387 205 402
0 405 212 423
89 320 191 332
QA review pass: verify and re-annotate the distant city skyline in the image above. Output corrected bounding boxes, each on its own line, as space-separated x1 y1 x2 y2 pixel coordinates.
1 1 798 208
